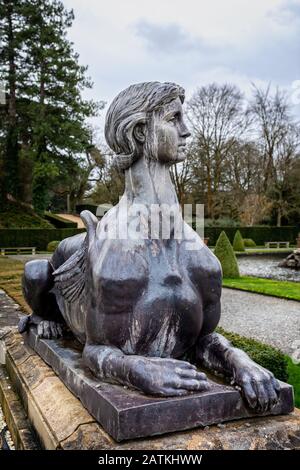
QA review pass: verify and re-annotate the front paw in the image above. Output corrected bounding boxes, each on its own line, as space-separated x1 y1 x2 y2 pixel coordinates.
233 364 281 412
37 320 64 339
18 315 31 334
129 357 211 397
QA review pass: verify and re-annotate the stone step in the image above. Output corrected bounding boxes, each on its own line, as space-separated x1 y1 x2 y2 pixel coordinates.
0 365 40 450
0 328 114 450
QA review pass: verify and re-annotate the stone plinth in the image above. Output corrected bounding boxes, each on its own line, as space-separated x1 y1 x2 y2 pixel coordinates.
0 328 299 449
24 327 293 442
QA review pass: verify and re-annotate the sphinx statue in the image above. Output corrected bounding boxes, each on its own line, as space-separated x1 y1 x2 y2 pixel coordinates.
19 82 280 411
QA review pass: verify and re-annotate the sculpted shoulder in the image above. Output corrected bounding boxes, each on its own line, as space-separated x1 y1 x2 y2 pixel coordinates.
180 233 222 303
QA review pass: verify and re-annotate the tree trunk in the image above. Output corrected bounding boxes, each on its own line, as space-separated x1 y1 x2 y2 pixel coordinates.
277 207 282 227
4 1 19 201
206 164 213 218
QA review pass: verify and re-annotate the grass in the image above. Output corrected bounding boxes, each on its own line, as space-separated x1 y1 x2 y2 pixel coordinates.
211 247 294 255
0 257 30 312
286 357 300 407
223 276 300 301
0 257 299 406
286 356 300 408
236 248 294 255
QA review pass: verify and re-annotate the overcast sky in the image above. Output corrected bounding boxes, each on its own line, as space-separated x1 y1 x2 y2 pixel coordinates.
63 0 300 134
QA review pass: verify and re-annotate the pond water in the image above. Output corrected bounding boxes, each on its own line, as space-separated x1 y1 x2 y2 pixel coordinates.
237 255 300 282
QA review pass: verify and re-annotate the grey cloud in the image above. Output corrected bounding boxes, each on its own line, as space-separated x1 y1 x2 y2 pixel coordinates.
134 20 213 55
133 17 299 85
269 0 300 26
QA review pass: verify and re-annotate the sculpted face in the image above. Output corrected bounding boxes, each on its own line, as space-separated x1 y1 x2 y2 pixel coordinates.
154 97 191 164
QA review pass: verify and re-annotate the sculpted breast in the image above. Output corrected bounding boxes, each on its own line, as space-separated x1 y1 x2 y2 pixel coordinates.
182 242 222 305
93 242 149 314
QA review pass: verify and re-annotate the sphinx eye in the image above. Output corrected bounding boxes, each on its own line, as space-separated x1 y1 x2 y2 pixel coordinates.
169 113 180 123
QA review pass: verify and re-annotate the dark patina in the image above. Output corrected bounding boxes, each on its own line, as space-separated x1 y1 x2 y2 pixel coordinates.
20 82 291 423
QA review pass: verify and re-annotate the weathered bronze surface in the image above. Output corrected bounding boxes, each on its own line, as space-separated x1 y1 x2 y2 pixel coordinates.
20 82 293 437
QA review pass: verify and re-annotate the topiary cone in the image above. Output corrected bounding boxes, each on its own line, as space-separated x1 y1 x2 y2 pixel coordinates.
214 231 240 278
233 229 245 252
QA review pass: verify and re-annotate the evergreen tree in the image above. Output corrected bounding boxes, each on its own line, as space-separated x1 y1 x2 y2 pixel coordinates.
0 0 26 203
0 0 102 211
233 230 245 252
214 231 240 278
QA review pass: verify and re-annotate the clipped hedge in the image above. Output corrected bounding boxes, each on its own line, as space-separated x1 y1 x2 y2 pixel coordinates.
218 327 288 382
233 230 245 252
199 225 299 246
0 228 85 251
44 212 77 228
214 231 240 278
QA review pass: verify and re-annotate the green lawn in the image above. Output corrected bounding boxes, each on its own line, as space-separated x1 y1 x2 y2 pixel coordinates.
0 257 30 312
211 247 295 255
286 357 300 407
223 276 300 301
235 248 294 255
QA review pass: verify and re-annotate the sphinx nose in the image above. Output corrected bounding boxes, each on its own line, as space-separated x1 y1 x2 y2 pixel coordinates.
163 272 183 287
180 123 191 139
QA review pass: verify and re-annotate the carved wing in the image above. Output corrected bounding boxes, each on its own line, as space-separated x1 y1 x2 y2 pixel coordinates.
53 210 98 303
53 239 87 302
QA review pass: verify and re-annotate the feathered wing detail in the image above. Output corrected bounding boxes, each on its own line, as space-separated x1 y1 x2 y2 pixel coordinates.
53 210 98 303
53 239 87 302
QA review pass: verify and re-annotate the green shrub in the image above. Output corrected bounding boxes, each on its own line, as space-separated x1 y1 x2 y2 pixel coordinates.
243 238 256 247
218 327 288 382
233 230 245 251
47 240 60 252
214 231 240 278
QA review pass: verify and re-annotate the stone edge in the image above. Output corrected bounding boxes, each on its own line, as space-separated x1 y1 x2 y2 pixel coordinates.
0 328 114 450
0 365 40 450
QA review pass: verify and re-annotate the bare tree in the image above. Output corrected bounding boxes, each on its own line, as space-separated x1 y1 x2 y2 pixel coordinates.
170 146 193 208
271 124 300 225
239 194 273 226
250 85 300 225
186 83 249 218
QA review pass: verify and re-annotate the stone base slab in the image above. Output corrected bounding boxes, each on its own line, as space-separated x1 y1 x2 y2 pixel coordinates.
25 327 294 442
0 327 299 449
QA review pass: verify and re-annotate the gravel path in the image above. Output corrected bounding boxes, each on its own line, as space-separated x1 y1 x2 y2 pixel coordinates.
220 288 300 356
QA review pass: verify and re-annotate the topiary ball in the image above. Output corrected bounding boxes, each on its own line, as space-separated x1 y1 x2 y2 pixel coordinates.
46 240 60 252
243 238 256 248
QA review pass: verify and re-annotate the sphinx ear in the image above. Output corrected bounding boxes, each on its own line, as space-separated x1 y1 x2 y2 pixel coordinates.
133 122 146 144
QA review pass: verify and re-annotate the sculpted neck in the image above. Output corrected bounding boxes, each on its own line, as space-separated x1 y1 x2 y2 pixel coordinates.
123 156 179 208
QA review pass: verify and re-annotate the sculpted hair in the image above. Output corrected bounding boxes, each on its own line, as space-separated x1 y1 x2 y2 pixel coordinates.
105 81 185 171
